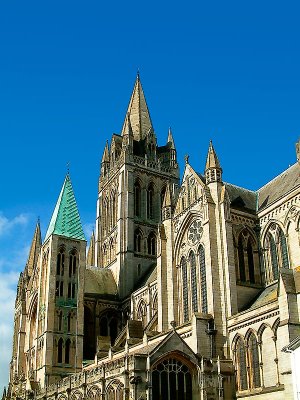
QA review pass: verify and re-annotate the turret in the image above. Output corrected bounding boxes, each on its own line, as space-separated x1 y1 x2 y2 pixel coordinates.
167 127 177 167
205 140 222 184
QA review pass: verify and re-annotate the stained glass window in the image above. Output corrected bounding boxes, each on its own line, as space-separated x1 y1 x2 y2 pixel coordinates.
279 228 289 269
269 234 279 280
236 338 248 391
247 240 255 284
248 334 261 388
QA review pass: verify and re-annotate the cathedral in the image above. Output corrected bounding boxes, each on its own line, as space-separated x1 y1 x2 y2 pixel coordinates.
3 75 300 400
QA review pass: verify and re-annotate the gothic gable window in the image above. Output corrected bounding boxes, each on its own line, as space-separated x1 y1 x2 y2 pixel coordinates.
198 245 208 313
134 181 141 217
147 183 154 219
181 257 189 322
134 228 143 253
152 357 192 400
189 251 198 312
147 231 156 255
106 380 124 400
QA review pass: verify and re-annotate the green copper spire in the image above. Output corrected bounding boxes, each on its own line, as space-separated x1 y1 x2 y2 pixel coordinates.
45 174 86 241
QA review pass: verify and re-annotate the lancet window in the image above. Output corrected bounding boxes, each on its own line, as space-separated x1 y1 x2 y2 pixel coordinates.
57 338 63 364
189 251 198 312
147 232 156 255
264 223 290 283
134 181 141 217
134 228 143 253
235 337 247 391
198 245 208 313
181 257 189 322
147 183 154 219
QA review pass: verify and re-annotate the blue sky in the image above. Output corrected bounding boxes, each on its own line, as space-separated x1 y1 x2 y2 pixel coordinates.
0 0 300 392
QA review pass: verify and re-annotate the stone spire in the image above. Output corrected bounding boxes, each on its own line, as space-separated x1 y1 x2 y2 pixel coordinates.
25 220 42 277
87 230 95 267
121 73 153 141
205 140 222 184
167 127 176 149
45 174 86 241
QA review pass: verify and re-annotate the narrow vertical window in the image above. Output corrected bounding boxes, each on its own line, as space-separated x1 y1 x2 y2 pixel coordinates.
279 228 289 269
57 338 63 364
247 240 255 284
238 237 246 282
198 245 208 313
67 313 71 332
147 232 156 255
248 333 261 388
134 181 141 217
147 183 154 220
65 339 71 364
69 250 77 277
189 251 198 312
269 234 279 280
236 338 248 391
58 311 63 331
56 249 65 276
134 229 142 253
181 257 189 322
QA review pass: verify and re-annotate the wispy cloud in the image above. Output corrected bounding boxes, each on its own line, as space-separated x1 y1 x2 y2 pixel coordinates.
83 222 94 241
0 212 29 237
0 212 32 393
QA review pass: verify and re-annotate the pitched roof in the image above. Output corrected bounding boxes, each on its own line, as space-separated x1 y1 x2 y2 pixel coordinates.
225 183 257 213
45 174 85 241
121 74 153 140
258 162 300 211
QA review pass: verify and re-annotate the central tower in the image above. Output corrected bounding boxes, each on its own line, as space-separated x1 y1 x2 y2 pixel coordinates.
94 74 180 298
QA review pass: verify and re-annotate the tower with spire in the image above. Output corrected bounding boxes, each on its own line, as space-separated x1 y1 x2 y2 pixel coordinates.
94 73 179 298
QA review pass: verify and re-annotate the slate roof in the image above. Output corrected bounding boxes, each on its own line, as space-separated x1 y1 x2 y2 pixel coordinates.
45 174 85 241
85 267 118 299
225 183 257 213
247 282 278 311
257 163 300 211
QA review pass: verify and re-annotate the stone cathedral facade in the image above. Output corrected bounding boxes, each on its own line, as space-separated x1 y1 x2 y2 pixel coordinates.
3 75 300 400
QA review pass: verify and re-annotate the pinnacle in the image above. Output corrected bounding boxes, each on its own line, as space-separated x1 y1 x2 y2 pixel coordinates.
102 140 110 163
205 140 221 170
25 220 42 277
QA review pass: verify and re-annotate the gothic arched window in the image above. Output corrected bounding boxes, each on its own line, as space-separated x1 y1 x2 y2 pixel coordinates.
247 240 255 284
152 358 192 400
238 236 246 282
134 229 143 253
235 337 248 391
147 183 154 219
134 181 141 217
189 251 198 313
248 333 261 389
58 310 63 331
147 232 156 255
181 257 189 322
57 338 63 364
198 245 208 313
